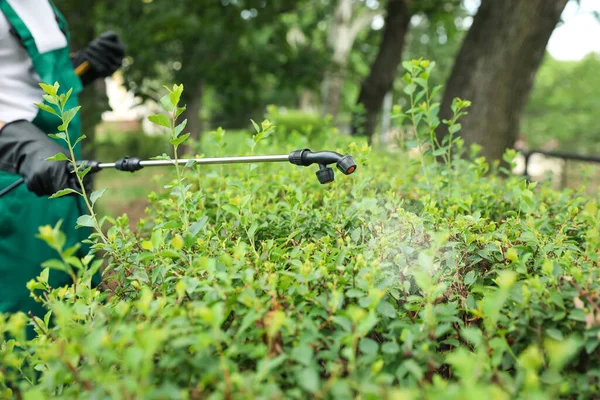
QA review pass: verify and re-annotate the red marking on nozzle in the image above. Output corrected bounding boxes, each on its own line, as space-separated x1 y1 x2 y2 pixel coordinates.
347 166 356 174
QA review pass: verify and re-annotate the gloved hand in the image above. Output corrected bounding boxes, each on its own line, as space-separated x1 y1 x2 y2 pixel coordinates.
72 31 125 86
0 120 91 197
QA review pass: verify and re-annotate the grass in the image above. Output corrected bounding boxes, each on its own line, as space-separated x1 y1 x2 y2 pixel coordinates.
95 168 166 221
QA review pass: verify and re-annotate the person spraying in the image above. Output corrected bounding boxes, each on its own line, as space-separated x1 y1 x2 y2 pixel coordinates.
0 0 124 320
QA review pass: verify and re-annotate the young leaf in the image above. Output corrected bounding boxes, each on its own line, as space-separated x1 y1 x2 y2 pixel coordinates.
48 132 67 140
39 82 57 96
174 119 188 137
170 133 190 147
73 134 87 148
49 188 78 198
36 103 59 117
90 188 107 207
62 106 81 128
148 114 171 128
41 259 67 272
170 84 183 107
160 94 175 112
251 119 261 134
46 153 70 162
175 105 186 120
190 216 209 236
76 215 95 228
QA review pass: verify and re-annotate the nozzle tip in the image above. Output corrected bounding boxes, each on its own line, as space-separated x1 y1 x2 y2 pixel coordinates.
316 167 335 184
336 155 357 175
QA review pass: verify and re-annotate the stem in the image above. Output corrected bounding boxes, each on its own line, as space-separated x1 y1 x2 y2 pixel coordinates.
171 115 190 231
62 124 108 246
408 74 429 186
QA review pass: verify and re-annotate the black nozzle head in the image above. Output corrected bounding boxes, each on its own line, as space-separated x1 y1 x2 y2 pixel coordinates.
115 156 143 172
336 155 357 175
316 167 335 184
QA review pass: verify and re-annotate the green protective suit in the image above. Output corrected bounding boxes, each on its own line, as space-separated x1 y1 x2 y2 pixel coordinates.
0 1 90 320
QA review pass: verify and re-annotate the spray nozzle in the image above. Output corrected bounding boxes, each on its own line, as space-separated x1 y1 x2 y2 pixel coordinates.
288 149 357 185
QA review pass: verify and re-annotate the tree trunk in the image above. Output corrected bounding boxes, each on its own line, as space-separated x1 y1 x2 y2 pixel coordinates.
437 0 568 163
322 0 376 119
352 0 411 140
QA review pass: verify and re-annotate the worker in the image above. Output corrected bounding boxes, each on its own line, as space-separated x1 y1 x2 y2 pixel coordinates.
0 0 125 321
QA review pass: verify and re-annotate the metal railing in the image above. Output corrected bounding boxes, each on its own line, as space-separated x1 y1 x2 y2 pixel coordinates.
520 150 600 189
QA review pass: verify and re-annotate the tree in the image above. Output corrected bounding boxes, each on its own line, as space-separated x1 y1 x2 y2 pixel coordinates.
436 0 569 163
352 0 462 140
352 0 411 139
99 0 328 138
321 0 379 119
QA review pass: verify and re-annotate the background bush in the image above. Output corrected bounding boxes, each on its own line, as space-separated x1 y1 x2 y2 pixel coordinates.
95 131 173 162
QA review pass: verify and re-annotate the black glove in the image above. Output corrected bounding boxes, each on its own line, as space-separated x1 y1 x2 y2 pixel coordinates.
0 120 91 197
72 31 125 86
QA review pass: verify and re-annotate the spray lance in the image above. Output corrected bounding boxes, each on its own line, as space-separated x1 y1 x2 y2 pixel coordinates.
0 149 358 198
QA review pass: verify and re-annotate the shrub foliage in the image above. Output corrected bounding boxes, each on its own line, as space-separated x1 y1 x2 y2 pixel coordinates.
1 62 599 399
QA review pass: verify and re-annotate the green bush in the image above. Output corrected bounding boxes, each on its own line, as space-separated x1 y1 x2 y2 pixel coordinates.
264 105 334 142
95 131 173 162
1 64 600 399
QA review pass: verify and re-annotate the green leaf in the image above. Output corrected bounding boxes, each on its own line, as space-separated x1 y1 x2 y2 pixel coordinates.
151 229 163 249
160 94 175 112
36 103 59 116
247 221 258 241
297 367 320 394
448 123 462 134
402 61 414 72
359 337 379 356
222 204 240 215
381 341 400 354
544 336 582 370
174 119 188 137
41 259 67 272
160 249 181 259
65 256 84 270
175 105 186 120
170 133 190 147
431 84 443 99
251 119 261 133
148 114 171 128
190 216 209 236
73 134 87 148
48 132 67 140
49 188 78 198
403 84 416 95
90 188 107 207
39 82 57 96
23 388 46 400
461 327 483 346
376 300 396 318
76 215 95 228
42 94 59 106
546 328 564 341
170 84 183 107
77 166 92 180
464 271 476 286
45 153 69 162
414 78 428 88
61 106 81 129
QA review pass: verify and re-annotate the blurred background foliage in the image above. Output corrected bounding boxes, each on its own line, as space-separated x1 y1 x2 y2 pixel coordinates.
54 0 599 163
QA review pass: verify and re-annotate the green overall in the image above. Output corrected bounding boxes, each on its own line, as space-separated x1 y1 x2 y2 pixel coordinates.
0 1 89 320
